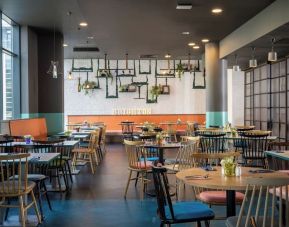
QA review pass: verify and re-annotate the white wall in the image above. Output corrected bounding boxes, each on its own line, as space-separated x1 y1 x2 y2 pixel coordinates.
227 69 245 125
64 59 206 119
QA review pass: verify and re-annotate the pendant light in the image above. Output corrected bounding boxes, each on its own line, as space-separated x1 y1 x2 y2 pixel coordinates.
47 22 62 78
249 47 257 68
67 11 73 80
268 37 277 62
232 54 240 71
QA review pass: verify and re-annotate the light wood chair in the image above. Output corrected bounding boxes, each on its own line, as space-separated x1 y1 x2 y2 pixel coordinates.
192 152 244 219
0 153 41 227
72 130 100 174
186 121 196 136
100 125 107 155
123 140 152 200
162 122 178 142
226 176 289 227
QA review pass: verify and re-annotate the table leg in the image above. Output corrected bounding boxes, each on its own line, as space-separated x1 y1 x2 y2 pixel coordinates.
159 148 164 164
226 190 236 217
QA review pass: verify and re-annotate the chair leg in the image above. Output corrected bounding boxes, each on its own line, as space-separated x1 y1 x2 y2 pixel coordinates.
204 220 210 227
42 180 52 210
66 160 73 183
124 170 132 199
140 172 144 200
30 190 42 224
5 198 10 221
61 166 69 191
36 183 44 220
19 196 26 227
56 169 62 192
197 221 202 227
89 154 94 174
135 172 139 187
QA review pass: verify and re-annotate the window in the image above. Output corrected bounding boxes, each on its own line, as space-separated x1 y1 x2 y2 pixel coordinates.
1 13 20 120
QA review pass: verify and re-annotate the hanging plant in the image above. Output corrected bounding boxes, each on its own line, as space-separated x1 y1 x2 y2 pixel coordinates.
82 81 98 95
98 70 113 84
150 85 162 100
176 61 185 79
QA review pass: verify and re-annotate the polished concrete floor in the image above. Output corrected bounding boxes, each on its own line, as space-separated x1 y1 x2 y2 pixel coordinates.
35 144 227 226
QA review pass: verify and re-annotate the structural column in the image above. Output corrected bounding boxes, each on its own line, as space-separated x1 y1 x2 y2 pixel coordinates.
205 42 228 127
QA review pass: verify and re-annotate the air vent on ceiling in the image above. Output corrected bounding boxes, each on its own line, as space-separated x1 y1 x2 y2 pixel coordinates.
139 54 158 59
73 47 100 52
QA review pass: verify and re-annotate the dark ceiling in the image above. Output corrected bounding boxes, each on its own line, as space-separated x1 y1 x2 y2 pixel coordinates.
0 0 276 59
227 22 289 70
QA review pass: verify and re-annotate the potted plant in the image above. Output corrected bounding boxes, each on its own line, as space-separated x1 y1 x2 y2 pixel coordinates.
150 85 162 100
220 157 236 177
24 135 33 144
176 61 185 79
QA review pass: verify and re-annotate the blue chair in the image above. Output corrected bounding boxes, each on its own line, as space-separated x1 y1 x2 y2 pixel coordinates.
152 166 215 227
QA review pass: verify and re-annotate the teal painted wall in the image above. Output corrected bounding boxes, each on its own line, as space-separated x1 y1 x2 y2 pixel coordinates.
206 111 228 128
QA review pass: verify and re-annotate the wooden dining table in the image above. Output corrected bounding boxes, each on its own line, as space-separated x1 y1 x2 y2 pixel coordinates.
176 166 288 217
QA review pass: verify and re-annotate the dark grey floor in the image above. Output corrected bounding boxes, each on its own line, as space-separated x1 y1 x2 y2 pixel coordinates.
20 144 229 226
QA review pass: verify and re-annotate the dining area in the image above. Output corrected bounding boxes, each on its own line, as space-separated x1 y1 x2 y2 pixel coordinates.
119 121 289 226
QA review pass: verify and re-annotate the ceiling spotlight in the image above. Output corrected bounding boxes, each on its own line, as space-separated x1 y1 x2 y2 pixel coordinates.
202 39 210 43
268 37 277 62
87 36 94 39
188 42 195 46
249 47 257 68
79 22 88 27
182 32 190 35
193 45 200 49
212 8 223 14
63 43 68 47
165 54 171 58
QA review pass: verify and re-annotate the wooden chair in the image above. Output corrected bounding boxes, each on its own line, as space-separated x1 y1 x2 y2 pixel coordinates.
162 122 178 142
152 166 215 227
123 140 152 200
226 176 289 227
240 133 268 168
121 121 136 141
267 141 289 170
72 130 100 174
186 121 196 136
191 152 245 219
199 133 226 154
100 125 107 155
8 144 53 220
0 153 41 227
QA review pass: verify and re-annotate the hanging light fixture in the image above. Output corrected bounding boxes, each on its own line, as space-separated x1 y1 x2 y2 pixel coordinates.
67 12 73 80
232 54 240 71
47 22 62 78
249 47 257 68
268 37 277 62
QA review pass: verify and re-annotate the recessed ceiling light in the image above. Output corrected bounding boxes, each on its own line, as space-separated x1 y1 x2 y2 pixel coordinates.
193 45 200 49
188 42 195 46
202 39 210 43
176 4 192 10
63 43 68 47
79 22 88 27
212 8 223 14
182 32 190 35
87 36 94 39
165 54 171 58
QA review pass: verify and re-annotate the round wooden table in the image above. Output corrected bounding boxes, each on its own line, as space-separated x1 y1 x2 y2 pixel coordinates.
176 166 288 217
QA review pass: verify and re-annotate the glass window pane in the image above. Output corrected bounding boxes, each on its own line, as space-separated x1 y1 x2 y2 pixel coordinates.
280 124 286 139
280 93 286 107
260 94 268 107
272 78 279 92
254 68 260 81
254 109 260 121
260 108 267 121
272 123 279 137
2 53 13 120
254 95 260 107
280 61 286 76
272 108 279 122
260 65 268 79
271 93 279 107
2 19 13 52
261 122 267 130
271 63 280 78
254 81 260 94
260 80 267 93
280 108 286 123
280 77 286 92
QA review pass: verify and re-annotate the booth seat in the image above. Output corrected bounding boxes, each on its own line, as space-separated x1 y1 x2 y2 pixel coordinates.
67 114 206 133
9 118 48 139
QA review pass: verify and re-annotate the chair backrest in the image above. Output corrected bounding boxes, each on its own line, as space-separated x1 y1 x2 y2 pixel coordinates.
173 140 199 171
199 133 226 154
236 176 289 227
240 134 268 162
121 122 134 135
268 141 289 151
0 153 30 195
87 129 100 151
101 125 107 143
186 122 196 136
123 139 147 170
152 166 175 222
191 151 240 167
